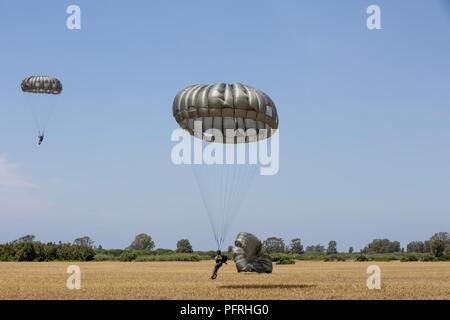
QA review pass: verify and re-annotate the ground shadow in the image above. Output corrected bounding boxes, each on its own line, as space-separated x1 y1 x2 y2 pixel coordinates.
219 284 316 289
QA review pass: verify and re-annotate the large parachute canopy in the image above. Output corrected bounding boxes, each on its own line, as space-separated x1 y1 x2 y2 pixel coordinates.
21 76 63 138
233 232 273 273
173 83 278 143
172 83 279 250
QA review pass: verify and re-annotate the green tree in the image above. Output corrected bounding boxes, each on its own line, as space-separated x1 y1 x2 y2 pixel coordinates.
327 241 337 255
176 239 193 253
119 250 137 261
363 239 400 253
263 237 286 253
406 241 425 253
348 246 354 254
430 232 449 243
305 244 325 253
444 245 450 257
12 235 35 244
429 232 449 258
73 236 95 248
424 240 432 253
290 238 304 254
431 239 446 258
128 233 155 251
15 243 36 261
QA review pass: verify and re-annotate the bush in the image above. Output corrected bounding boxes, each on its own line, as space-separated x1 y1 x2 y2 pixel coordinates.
152 248 174 255
135 254 201 262
14 243 36 261
94 254 118 261
119 251 137 262
99 249 123 257
276 257 295 265
373 254 400 261
323 255 346 262
0 242 95 262
356 255 369 262
420 254 436 262
400 255 419 262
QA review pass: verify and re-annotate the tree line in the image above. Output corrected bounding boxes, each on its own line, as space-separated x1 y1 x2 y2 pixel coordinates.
1 232 449 262
261 232 450 258
0 233 196 262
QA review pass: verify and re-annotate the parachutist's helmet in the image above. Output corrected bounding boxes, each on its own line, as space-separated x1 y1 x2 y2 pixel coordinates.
216 250 221 255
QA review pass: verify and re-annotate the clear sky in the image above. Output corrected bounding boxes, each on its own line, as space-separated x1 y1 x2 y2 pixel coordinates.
0 0 449 251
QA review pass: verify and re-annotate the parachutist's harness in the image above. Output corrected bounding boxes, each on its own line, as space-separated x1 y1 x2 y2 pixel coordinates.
220 255 228 264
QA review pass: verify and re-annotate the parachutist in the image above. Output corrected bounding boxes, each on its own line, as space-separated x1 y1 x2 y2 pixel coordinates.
38 134 44 145
211 250 227 280
173 83 280 252
21 76 62 146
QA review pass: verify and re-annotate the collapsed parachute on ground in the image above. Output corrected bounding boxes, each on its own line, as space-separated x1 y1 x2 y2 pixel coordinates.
233 232 272 273
173 83 279 144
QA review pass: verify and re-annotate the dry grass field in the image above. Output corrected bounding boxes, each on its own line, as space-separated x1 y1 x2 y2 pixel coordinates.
0 261 449 299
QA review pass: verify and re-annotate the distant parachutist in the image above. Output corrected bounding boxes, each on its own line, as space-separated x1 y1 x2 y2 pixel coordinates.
38 134 44 145
21 76 63 147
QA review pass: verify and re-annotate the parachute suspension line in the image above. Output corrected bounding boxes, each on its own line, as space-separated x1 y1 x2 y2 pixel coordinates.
41 98 58 135
218 161 227 249
192 144 259 251
222 163 258 241
219 164 231 249
192 164 221 249
25 94 42 135
219 165 228 248
230 164 256 247
222 163 241 247
24 93 59 136
219 163 233 249
222 164 240 241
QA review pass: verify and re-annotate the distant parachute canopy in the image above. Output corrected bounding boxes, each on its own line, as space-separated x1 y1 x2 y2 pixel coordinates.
233 232 273 273
173 83 278 143
21 75 63 138
21 76 63 95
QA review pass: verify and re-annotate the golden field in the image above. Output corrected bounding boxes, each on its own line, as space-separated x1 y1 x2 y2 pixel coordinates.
0 261 449 299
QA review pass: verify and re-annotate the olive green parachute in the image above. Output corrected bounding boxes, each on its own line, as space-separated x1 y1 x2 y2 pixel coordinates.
21 76 63 95
21 76 63 138
233 232 273 273
173 83 278 144
172 83 279 250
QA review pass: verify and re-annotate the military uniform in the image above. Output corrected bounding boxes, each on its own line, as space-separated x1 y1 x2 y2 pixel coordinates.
211 254 227 279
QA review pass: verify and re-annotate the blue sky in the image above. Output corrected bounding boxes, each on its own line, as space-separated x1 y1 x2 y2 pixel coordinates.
0 0 449 251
